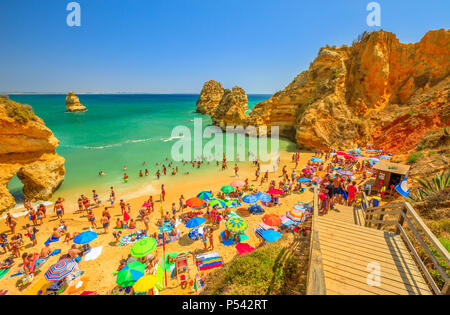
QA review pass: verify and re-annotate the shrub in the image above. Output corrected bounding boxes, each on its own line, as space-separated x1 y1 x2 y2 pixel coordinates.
3 99 37 123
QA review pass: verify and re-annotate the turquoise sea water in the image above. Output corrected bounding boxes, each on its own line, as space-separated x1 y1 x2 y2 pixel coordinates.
7 94 294 205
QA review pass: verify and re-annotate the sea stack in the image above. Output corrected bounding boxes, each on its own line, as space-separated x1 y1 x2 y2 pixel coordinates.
0 96 65 213
211 86 249 129
65 91 87 112
196 80 225 115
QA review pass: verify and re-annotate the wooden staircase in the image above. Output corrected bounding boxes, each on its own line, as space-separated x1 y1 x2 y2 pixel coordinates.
316 204 432 295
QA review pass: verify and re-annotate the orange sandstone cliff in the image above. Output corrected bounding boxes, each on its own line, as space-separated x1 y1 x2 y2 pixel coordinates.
0 96 65 213
199 29 450 153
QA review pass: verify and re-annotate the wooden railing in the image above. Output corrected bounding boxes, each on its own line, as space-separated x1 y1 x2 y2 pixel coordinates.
306 186 326 295
361 198 450 295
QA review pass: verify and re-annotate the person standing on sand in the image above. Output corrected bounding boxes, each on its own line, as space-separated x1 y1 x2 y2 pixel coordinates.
6 213 17 235
87 210 97 228
208 229 214 250
101 214 110 234
161 185 166 202
234 164 239 177
25 224 38 247
110 187 116 207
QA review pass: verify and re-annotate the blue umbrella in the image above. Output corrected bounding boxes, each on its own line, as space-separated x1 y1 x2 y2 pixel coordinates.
254 192 271 203
297 177 311 183
242 194 258 204
310 158 322 163
73 231 97 245
261 230 282 243
186 217 206 229
45 259 78 281
379 155 391 160
369 158 380 163
197 191 213 201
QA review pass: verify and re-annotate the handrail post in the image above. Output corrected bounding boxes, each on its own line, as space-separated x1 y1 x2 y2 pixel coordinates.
396 205 406 235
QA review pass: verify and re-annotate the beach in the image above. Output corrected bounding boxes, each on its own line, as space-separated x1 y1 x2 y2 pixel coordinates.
0 150 315 295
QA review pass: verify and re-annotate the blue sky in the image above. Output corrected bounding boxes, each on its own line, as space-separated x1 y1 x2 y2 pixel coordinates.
0 0 448 94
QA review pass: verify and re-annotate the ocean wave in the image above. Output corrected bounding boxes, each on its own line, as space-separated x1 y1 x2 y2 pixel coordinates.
60 138 154 150
161 135 184 142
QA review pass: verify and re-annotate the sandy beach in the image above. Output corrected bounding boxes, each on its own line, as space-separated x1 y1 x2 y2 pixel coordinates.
0 150 317 295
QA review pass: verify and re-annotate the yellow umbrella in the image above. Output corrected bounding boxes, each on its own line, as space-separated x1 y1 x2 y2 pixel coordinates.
133 275 158 293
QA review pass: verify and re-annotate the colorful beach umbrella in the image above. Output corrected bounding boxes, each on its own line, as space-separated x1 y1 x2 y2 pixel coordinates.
261 230 282 243
242 194 258 204
225 217 248 233
133 275 158 293
230 180 246 188
338 170 353 176
208 198 226 209
45 259 78 281
287 209 305 222
186 216 206 229
186 197 204 208
297 177 311 183
73 231 97 245
130 238 157 258
235 243 255 256
267 189 283 195
262 214 282 226
310 158 322 163
116 261 145 287
255 192 271 203
197 191 213 201
221 185 235 194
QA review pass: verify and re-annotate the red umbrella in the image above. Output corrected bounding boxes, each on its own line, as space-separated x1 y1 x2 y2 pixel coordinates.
262 214 282 226
186 197 205 208
345 154 356 160
336 152 346 156
235 243 255 256
267 189 283 195
302 168 311 174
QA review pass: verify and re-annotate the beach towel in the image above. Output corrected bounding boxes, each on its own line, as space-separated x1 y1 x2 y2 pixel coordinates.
196 252 223 271
259 222 277 231
67 277 89 295
0 269 10 280
25 278 52 295
220 231 234 246
44 235 60 246
239 233 249 242
50 249 61 256
83 246 103 262
80 291 97 295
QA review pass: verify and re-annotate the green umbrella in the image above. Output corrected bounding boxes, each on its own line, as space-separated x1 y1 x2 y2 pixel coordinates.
116 261 145 287
130 238 157 258
221 185 235 194
209 198 226 209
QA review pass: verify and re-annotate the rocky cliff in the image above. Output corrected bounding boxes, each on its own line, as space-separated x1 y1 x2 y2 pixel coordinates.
0 96 65 212
211 87 248 129
199 29 450 153
66 91 86 112
196 80 225 115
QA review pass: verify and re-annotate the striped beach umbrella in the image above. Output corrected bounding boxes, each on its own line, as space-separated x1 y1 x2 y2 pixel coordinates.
209 198 226 209
225 217 248 233
197 191 213 201
242 194 258 204
287 209 305 222
255 192 271 203
45 259 78 281
116 261 145 287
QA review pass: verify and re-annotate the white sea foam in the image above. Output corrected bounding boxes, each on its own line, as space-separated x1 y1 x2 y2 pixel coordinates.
60 138 153 150
161 135 184 142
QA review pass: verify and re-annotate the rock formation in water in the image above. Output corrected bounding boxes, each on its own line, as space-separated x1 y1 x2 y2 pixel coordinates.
198 29 450 153
196 80 225 115
0 96 65 212
211 86 249 129
66 91 86 112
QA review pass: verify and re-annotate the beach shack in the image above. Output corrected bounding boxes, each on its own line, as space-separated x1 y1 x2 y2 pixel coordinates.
372 161 410 194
